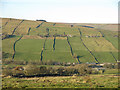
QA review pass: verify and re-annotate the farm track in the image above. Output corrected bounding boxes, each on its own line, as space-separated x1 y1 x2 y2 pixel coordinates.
78 28 99 64
53 37 56 50
12 35 23 61
1 18 11 28
40 38 47 61
27 27 31 35
11 20 24 35
36 21 45 28
67 36 80 63
99 30 118 62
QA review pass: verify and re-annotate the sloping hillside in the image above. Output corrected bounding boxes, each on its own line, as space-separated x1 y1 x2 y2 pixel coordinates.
2 18 119 64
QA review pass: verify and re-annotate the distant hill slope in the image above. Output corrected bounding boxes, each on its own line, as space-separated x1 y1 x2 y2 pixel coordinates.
74 23 118 31
2 18 119 64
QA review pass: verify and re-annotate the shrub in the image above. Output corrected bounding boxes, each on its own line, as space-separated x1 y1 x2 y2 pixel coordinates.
103 63 114 69
12 70 24 77
56 67 65 75
39 66 47 74
74 64 92 75
24 65 40 76
64 67 78 75
2 69 13 76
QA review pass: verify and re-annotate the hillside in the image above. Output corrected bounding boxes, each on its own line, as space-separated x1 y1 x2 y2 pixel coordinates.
2 18 119 64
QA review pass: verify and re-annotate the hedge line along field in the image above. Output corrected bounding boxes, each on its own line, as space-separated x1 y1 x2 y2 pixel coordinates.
2 18 119 64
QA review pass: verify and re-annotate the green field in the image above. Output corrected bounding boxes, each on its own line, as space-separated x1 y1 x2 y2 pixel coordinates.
69 37 95 63
2 36 20 60
43 38 77 63
14 38 45 61
2 18 119 64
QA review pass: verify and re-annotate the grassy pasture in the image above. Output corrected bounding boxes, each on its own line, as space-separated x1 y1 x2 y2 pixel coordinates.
54 23 71 27
80 27 102 37
82 37 117 52
2 36 20 60
30 26 80 36
82 37 117 63
14 38 45 61
69 37 95 63
2 18 22 35
14 20 42 35
2 18 118 64
29 27 47 36
100 30 118 49
41 22 55 27
43 38 77 63
2 18 10 27
49 27 80 36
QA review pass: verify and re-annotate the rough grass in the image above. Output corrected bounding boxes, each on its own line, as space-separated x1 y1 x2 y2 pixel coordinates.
49 27 80 36
2 75 119 88
2 18 22 35
82 37 117 52
80 27 102 36
14 20 42 35
2 18 10 27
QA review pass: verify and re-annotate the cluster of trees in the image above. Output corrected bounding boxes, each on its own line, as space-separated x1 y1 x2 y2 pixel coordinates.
3 64 101 77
